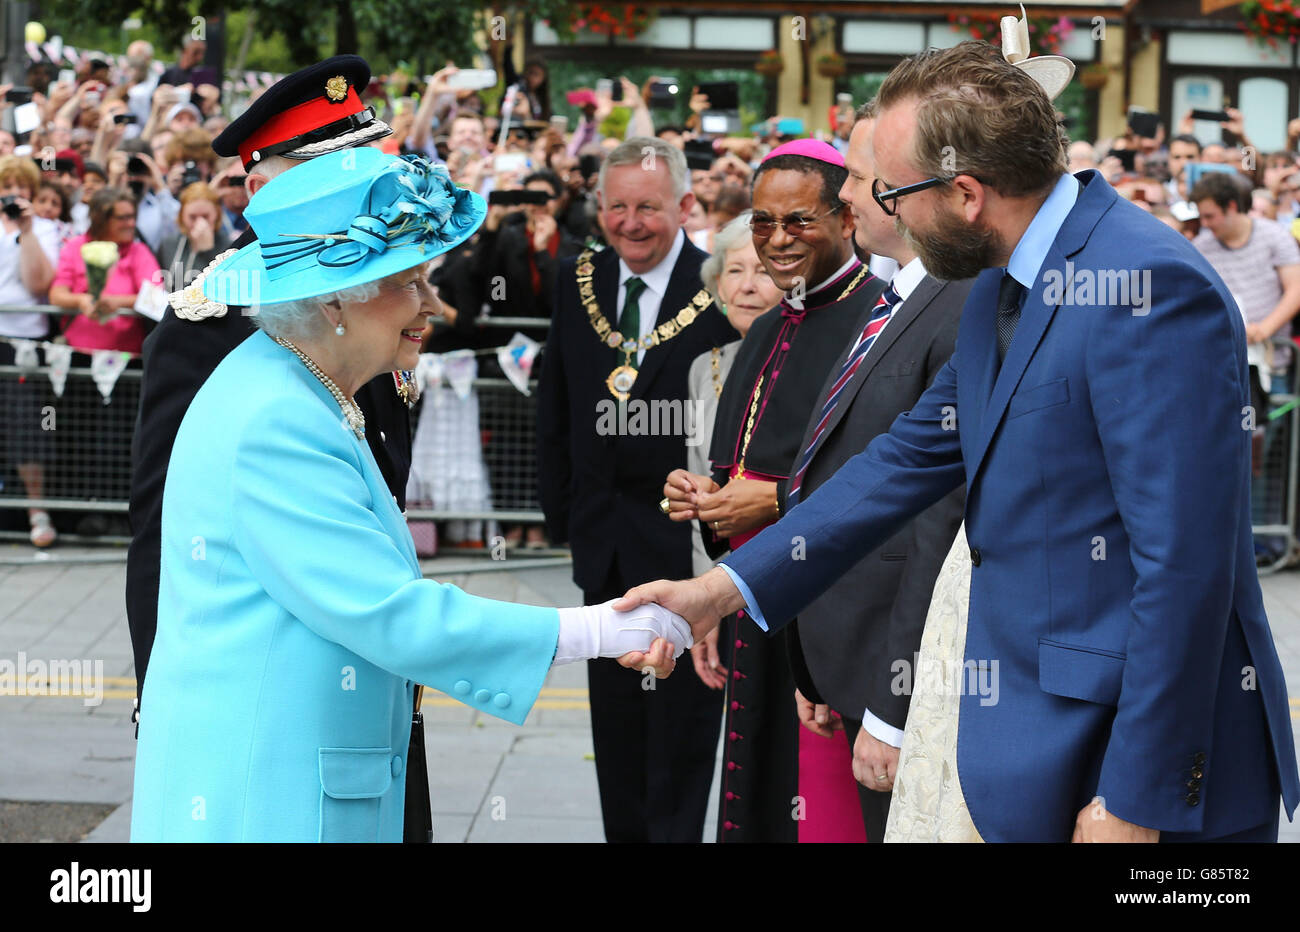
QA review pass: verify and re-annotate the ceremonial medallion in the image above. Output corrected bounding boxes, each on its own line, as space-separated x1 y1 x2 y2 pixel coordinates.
573 248 711 401
607 364 637 402
325 75 348 101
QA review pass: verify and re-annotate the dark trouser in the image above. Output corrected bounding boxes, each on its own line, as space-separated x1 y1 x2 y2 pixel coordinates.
840 715 892 843
585 576 723 843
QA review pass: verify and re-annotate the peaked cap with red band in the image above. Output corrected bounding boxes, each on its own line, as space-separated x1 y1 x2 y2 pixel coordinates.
213 55 391 171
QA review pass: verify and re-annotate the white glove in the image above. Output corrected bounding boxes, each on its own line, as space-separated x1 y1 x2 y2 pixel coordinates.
553 599 693 666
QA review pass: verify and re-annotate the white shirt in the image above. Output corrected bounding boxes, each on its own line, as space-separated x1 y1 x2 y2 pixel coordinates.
890 255 928 304
127 77 159 131
71 202 90 236
868 253 899 283
616 228 686 365
136 189 180 254
0 217 64 338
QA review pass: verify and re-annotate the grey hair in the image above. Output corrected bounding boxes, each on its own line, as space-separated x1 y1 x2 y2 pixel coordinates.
596 136 690 201
699 211 754 308
251 278 384 343
247 153 296 185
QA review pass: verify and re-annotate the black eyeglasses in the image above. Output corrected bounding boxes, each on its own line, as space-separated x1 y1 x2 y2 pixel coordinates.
872 174 993 217
750 204 843 239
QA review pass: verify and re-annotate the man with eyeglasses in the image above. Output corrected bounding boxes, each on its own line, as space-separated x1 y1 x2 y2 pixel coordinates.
672 137 884 841
778 100 972 843
618 40 1299 843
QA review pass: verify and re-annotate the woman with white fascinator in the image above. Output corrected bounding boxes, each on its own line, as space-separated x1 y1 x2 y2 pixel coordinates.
130 147 689 842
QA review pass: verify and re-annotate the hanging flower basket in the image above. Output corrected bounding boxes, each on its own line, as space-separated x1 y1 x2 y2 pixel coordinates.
561 4 656 40
1080 62 1109 90
947 12 1075 55
1239 0 1300 49
816 52 846 78
756 50 784 78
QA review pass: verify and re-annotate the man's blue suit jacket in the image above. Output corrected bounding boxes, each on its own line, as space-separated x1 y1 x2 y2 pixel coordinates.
724 170 1300 841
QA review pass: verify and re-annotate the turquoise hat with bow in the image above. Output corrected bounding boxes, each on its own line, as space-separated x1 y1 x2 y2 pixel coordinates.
202 147 485 307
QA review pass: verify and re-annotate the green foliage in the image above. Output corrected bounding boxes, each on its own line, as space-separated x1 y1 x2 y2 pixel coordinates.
39 1 586 73
353 1 483 73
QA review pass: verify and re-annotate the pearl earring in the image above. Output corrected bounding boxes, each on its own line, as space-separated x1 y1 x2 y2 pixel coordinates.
335 322 345 336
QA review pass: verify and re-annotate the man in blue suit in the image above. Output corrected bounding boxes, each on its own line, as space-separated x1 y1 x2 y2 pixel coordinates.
616 41 1300 842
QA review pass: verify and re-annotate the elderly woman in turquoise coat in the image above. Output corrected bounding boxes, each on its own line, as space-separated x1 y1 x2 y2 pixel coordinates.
131 148 687 843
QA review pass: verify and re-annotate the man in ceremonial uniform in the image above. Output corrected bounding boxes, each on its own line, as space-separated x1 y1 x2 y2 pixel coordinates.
126 56 411 719
537 137 736 842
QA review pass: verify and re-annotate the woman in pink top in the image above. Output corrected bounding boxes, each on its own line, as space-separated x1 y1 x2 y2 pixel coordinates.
49 186 159 354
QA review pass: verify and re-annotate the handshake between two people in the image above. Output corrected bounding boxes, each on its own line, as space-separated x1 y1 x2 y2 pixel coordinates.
554 568 745 679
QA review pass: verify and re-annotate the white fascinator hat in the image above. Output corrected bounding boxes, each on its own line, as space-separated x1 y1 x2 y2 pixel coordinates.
1001 4 1075 100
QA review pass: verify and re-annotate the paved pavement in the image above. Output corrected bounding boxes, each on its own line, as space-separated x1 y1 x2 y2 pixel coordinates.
0 546 723 843
1 544 1297 843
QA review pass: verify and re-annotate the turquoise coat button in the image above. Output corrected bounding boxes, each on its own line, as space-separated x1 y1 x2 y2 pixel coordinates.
475 688 491 703
453 680 471 695
493 693 511 709
391 755 403 777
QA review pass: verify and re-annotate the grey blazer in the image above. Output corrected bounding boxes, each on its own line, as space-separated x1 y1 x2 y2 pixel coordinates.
786 273 974 735
686 340 740 577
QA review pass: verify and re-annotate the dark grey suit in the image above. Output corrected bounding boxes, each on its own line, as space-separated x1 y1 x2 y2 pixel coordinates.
781 271 973 841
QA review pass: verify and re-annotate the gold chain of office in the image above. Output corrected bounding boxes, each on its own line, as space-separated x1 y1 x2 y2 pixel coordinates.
575 248 711 401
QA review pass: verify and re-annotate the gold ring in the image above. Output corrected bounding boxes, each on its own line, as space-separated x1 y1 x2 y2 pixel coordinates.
876 774 889 782
659 497 671 514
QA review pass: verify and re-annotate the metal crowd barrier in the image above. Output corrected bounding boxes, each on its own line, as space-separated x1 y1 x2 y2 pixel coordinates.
1252 376 1300 576
0 305 553 552
6 304 1300 572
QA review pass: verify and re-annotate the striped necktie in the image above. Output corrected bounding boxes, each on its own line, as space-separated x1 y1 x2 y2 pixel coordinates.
787 282 903 507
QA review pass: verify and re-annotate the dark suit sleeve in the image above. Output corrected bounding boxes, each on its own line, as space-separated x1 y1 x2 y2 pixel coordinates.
722 352 966 631
535 262 572 544
866 305 966 733
786 624 826 705
125 307 243 706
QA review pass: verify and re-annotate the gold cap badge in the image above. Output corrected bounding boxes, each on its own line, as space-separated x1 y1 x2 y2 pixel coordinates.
325 75 348 102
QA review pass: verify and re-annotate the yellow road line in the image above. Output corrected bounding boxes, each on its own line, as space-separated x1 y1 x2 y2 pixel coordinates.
40 677 589 696
3 687 591 706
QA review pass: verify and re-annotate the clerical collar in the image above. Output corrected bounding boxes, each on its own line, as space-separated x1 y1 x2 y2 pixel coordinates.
784 254 859 311
617 228 685 299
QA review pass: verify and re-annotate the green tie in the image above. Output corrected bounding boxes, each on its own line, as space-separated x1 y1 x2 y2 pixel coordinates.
620 277 647 370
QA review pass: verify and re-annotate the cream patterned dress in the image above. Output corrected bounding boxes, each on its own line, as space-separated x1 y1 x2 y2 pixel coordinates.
884 523 983 842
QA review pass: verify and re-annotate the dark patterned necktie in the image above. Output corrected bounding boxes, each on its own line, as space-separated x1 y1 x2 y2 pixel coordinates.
996 271 1025 366
620 277 646 370
787 282 903 507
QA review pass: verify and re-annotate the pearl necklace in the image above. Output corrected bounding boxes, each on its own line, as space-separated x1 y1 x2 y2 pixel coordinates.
272 335 366 440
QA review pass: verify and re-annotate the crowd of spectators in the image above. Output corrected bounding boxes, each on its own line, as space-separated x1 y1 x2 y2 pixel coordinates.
4 34 1300 551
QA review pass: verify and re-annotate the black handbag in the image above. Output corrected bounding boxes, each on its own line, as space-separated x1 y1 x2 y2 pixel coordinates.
403 685 434 843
